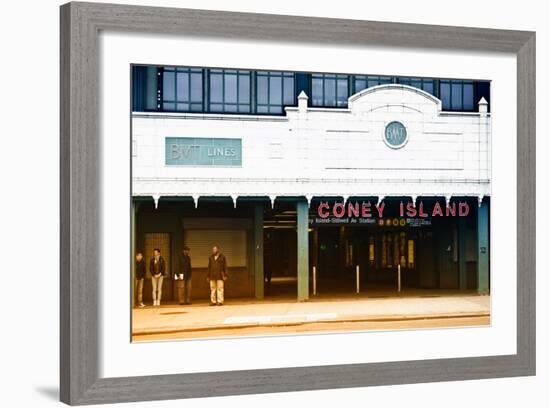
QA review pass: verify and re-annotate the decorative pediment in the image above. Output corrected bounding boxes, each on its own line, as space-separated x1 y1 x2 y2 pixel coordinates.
348 84 441 114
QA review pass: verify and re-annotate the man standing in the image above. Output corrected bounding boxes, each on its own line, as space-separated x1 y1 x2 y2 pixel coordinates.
149 248 166 306
135 251 146 308
175 246 193 305
207 245 227 306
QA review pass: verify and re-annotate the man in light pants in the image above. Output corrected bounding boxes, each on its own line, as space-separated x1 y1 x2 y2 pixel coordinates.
207 245 227 306
149 248 166 306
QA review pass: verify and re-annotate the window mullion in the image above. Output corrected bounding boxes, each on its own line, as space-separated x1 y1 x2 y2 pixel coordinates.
221 71 225 112
236 72 239 109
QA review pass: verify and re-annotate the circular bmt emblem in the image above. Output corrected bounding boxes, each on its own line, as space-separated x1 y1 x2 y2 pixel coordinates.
384 121 408 149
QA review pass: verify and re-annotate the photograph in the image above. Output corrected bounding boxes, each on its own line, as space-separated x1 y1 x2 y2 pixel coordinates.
130 65 492 342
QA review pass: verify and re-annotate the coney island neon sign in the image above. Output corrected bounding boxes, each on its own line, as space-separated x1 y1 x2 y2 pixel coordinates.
317 200 470 219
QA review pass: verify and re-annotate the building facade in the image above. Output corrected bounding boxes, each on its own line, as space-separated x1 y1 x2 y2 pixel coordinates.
131 65 491 302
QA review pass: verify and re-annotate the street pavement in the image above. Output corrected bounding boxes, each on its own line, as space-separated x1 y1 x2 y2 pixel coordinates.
132 292 490 341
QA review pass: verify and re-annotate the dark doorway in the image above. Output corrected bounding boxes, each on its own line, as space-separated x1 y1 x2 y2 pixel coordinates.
263 202 297 297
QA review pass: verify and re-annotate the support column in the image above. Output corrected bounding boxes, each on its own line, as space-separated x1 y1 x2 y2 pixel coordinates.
297 199 310 301
458 215 468 290
254 203 264 299
477 198 490 294
131 200 137 306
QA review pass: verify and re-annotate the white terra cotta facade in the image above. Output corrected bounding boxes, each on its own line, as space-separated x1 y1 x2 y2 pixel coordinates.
132 84 491 206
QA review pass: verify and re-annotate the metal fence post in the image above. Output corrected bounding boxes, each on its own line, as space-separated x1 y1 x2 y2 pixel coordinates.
398 264 401 292
313 266 317 296
356 265 360 294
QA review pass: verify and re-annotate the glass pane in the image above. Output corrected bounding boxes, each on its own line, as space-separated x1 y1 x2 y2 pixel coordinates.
423 81 434 95
451 82 462 110
269 76 282 105
176 103 189 111
380 76 392 84
190 72 202 102
163 71 175 101
224 73 237 103
355 77 367 92
269 106 283 114
324 78 336 106
257 76 268 104
225 104 237 112
162 102 175 111
210 103 223 112
440 81 451 109
210 74 223 103
190 103 202 111
238 74 250 104
283 77 294 105
368 78 380 88
176 71 189 102
336 78 348 106
238 104 250 113
257 105 268 113
312 77 323 106
411 79 422 89
463 83 474 110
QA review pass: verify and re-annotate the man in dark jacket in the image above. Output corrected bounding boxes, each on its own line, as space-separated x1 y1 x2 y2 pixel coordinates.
207 245 227 306
149 248 166 306
135 252 146 308
175 246 193 305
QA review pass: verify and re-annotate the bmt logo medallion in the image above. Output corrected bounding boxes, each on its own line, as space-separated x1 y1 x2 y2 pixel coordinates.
384 121 408 149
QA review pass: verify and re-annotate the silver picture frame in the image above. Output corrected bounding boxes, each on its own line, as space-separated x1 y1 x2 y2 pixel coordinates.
60 2 536 405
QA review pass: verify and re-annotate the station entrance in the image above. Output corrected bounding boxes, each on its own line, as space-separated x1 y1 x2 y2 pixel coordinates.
262 197 482 298
132 196 488 303
312 226 430 295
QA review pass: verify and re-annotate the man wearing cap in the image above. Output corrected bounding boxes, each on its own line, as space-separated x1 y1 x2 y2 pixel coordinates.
175 246 193 305
207 245 228 306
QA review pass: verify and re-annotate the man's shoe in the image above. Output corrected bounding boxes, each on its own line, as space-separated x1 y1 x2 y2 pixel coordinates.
209 302 216 306
139 303 145 308
217 303 223 306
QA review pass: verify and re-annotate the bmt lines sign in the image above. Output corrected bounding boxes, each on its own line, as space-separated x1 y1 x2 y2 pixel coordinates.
165 137 242 166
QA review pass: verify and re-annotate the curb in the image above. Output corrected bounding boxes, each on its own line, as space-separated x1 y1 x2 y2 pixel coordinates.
132 311 490 336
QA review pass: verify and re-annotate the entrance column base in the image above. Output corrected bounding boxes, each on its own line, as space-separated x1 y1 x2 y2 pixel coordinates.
297 199 309 301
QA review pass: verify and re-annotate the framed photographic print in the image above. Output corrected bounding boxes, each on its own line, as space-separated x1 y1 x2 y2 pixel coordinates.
60 2 536 405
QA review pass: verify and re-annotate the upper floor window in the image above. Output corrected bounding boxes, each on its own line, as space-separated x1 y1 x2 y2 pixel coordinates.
311 73 349 107
134 65 488 115
397 77 436 96
256 71 295 114
353 75 392 94
209 69 251 113
440 79 474 111
162 67 204 112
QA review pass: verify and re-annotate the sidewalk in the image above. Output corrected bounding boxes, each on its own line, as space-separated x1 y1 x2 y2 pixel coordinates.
132 293 490 338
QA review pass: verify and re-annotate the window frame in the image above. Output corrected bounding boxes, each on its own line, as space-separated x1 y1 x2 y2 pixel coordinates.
397 77 437 97
208 69 252 114
439 79 475 112
161 66 204 112
310 73 350 108
352 75 393 94
255 70 296 115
